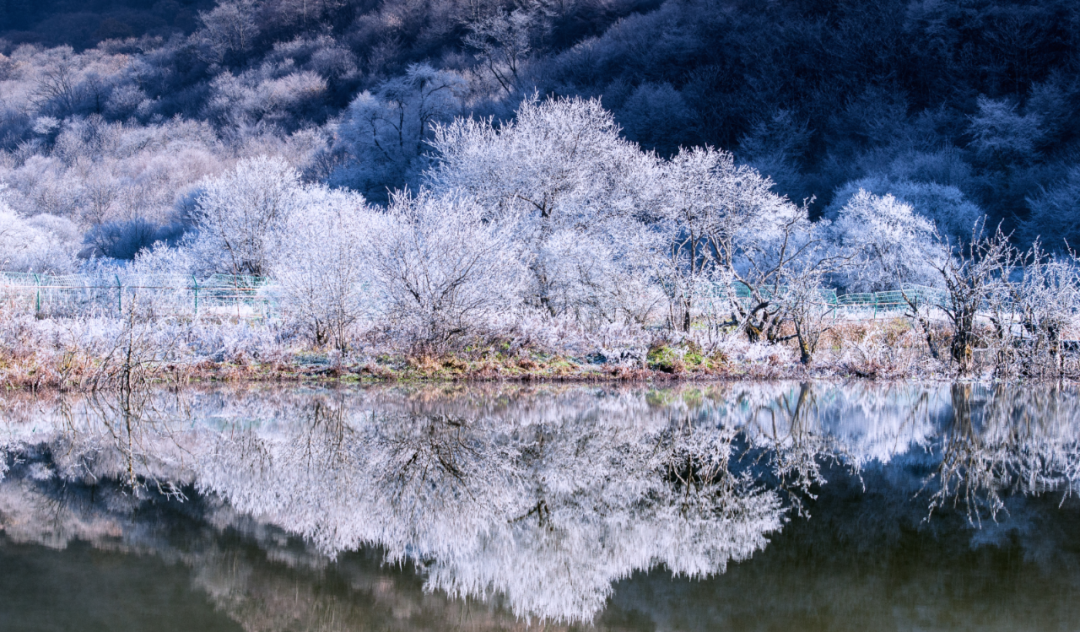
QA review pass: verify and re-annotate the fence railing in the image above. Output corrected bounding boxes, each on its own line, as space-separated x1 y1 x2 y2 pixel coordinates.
1 271 952 322
831 286 948 314
731 283 948 316
0 272 276 320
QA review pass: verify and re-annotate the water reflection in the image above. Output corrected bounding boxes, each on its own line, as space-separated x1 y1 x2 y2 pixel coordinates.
929 383 1080 523
2 382 1080 626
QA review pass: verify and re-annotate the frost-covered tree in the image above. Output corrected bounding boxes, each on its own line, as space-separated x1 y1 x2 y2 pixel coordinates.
0 187 78 273
273 186 375 351
196 0 262 64
427 96 663 323
979 239 1080 378
1008 249 1080 376
659 146 779 331
929 225 1018 374
191 155 303 277
464 7 536 96
206 68 329 130
829 190 943 292
826 176 983 242
728 211 842 347
0 116 237 234
331 64 467 203
1024 166 1080 252
659 146 837 344
968 96 1044 169
368 190 527 347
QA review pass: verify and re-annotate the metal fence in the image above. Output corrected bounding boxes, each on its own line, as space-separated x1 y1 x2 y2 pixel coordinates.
0 272 276 320
828 286 947 315
732 283 948 317
1 270 950 322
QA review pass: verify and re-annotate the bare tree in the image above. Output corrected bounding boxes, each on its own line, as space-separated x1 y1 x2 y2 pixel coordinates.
984 239 1080 378
192 155 302 277
464 7 536 96
368 189 527 349
196 0 262 64
928 223 1014 375
273 186 375 352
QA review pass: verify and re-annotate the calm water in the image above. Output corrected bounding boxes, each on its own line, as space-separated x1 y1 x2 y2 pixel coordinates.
1 382 1080 630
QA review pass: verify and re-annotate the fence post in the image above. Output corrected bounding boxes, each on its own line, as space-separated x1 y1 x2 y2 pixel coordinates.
233 275 241 321
33 273 41 315
115 274 122 314
192 275 199 317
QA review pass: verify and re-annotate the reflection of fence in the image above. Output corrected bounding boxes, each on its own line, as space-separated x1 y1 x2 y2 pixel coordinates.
0 272 276 320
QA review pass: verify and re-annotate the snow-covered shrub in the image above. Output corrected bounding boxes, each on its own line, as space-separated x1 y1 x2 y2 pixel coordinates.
272 186 376 352
0 189 79 274
368 190 527 348
190 155 304 277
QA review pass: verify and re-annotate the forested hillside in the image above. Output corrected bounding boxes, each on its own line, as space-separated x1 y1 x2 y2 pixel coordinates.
1 0 1078 259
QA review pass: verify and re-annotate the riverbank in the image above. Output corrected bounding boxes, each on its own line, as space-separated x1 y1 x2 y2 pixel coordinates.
0 315 989 391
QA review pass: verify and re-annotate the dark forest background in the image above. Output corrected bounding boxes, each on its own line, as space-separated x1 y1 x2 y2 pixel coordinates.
2 0 1078 258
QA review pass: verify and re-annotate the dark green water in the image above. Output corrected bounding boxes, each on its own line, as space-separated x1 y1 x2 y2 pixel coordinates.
1 383 1079 631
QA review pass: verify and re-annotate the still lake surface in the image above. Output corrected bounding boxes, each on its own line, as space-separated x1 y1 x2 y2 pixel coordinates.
1 382 1079 631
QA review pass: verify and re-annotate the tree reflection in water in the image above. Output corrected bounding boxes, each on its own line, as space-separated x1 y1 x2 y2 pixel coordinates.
927 383 1080 524
1 382 1079 625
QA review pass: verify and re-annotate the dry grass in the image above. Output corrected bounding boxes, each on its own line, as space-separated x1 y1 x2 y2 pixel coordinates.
2 309 1078 391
